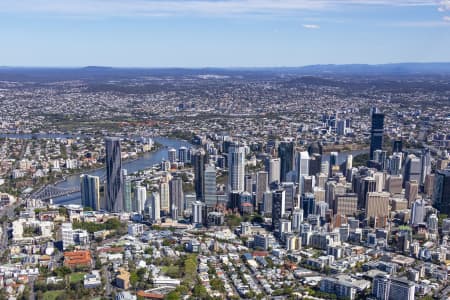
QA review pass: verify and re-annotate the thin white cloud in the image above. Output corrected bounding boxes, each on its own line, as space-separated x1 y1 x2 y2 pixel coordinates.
444 15 450 21
0 0 441 18
303 24 320 29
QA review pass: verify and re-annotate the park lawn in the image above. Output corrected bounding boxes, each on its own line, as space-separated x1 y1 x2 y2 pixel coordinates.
42 290 65 300
70 272 85 283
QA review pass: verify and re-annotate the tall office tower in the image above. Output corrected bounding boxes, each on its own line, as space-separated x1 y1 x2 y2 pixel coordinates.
159 182 170 214
428 214 438 233
405 180 419 208
272 190 286 232
263 191 273 215
134 186 147 214
178 146 188 163
228 143 245 192
150 192 161 222
317 173 328 189
316 201 329 219
192 149 206 200
334 193 358 216
433 169 450 215
365 192 390 220
80 174 100 211
389 153 403 175
321 161 330 178
325 181 346 209
369 112 385 160
336 119 346 136
203 165 217 209
386 175 403 194
192 201 203 224
359 177 377 209
169 176 184 217
403 154 421 186
374 172 385 192
420 148 431 186
244 174 253 193
296 151 310 195
345 155 353 175
309 153 322 177
122 169 132 212
303 176 314 194
278 141 294 182
301 193 315 218
292 207 303 232
411 199 426 225
372 275 415 300
328 152 339 178
256 171 268 209
424 174 435 197
105 137 123 212
168 148 177 164
281 182 296 211
268 158 281 185
392 140 403 153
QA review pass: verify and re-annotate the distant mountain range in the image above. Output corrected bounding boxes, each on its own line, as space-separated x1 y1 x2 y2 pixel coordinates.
1 63 450 81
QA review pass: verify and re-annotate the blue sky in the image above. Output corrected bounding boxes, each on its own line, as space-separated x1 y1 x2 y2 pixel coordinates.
0 0 449 67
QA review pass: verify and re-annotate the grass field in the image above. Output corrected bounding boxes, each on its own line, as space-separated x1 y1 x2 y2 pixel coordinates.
42 290 64 300
70 272 85 283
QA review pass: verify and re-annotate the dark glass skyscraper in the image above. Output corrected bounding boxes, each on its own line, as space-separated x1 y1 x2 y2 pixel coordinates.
105 137 123 212
278 141 294 183
192 149 205 200
433 170 450 215
80 174 100 211
370 112 385 160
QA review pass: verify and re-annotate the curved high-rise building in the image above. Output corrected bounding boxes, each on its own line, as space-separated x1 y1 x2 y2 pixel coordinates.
105 137 123 212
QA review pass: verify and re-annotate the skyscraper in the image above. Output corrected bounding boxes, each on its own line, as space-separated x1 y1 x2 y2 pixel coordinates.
372 275 415 300
134 186 147 213
80 174 100 211
370 112 385 160
272 189 286 232
256 171 268 209
228 143 245 192
168 148 177 164
160 182 170 214
204 165 217 209
178 146 188 163
105 137 123 212
420 148 431 186
301 193 315 218
169 176 184 217
278 141 294 183
122 169 132 212
433 169 450 215
192 149 205 200
329 152 339 178
403 154 421 186
150 192 161 222
268 157 281 185
296 151 310 195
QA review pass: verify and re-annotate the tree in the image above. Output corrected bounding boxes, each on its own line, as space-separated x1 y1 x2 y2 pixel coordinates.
165 291 181 300
193 284 208 298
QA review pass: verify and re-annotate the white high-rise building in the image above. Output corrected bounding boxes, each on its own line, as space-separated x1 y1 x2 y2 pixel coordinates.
192 201 203 224
296 151 310 195
411 199 426 225
292 207 303 232
150 192 161 222
60 223 74 250
134 186 147 213
160 182 170 213
168 148 177 163
228 143 245 192
268 158 281 185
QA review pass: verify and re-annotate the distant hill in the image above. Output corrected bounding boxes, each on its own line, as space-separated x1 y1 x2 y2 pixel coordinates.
0 63 449 82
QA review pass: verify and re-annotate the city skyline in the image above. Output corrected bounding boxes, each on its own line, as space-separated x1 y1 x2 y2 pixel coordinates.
0 0 449 67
